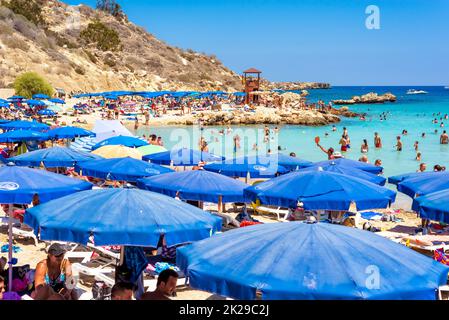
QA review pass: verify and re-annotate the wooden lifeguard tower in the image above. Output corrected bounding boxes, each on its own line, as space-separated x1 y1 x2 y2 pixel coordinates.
243 68 262 104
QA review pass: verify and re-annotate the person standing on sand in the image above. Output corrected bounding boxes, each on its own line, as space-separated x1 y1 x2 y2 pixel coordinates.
374 132 382 148
144 110 150 126
134 118 139 131
440 130 449 144
396 136 403 151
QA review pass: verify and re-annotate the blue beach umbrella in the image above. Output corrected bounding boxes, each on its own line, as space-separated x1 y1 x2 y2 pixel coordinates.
308 158 384 174
10 147 103 168
92 135 149 151
0 101 10 108
177 222 449 300
0 163 93 204
203 155 289 179
301 163 387 186
47 126 96 139
37 109 56 116
412 189 449 224
0 120 50 132
137 170 248 203
32 94 50 100
49 98 66 104
26 99 46 107
0 163 93 292
8 96 25 101
388 172 429 186
144 148 225 167
75 157 174 182
244 169 396 210
263 153 313 171
397 172 449 198
0 130 49 143
25 188 222 247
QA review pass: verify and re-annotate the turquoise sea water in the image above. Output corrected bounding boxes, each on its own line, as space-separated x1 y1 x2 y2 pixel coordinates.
135 86 449 181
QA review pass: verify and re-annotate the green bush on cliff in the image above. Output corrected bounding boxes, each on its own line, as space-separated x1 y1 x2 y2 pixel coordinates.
5 0 45 26
14 72 54 99
80 20 122 52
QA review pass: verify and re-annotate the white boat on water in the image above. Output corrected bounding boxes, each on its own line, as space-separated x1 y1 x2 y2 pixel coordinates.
445 86 449 90
407 89 428 95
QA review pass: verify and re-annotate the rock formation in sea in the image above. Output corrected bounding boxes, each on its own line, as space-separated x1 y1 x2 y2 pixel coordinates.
332 92 397 105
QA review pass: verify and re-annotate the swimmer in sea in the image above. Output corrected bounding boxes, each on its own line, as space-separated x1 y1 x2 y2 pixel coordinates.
374 132 382 149
414 141 419 152
416 152 422 161
396 136 403 151
440 130 449 144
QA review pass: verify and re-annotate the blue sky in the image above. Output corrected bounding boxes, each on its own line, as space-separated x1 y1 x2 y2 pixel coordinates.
63 0 449 85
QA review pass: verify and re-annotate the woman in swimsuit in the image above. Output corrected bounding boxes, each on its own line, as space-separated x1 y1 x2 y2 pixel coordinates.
34 243 77 300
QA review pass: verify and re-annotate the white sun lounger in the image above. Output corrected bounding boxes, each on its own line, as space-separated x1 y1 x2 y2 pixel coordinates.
439 285 449 300
254 205 290 221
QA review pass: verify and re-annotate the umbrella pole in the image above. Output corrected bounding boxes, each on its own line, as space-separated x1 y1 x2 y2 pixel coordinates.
119 246 125 266
218 196 223 213
7 205 13 292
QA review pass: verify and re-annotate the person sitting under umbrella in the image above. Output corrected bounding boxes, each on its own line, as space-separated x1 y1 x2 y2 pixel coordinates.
34 243 77 300
140 269 179 300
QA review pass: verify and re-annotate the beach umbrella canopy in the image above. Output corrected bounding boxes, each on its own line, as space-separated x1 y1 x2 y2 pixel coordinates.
0 130 49 143
300 163 387 186
203 155 289 179
8 96 25 101
412 189 449 224
397 172 449 198
0 101 10 108
244 169 396 210
25 188 222 247
0 163 93 292
144 148 225 167
137 170 248 203
0 120 50 132
92 135 149 151
137 145 167 156
0 163 93 204
92 145 143 160
75 157 173 182
49 98 65 104
32 94 50 100
26 99 46 107
308 158 383 174
10 147 103 168
388 172 428 185
37 109 56 116
47 126 95 139
177 222 449 300
263 153 313 171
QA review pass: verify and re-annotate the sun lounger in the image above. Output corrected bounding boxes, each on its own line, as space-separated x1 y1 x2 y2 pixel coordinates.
11 227 39 246
252 204 290 221
71 263 115 285
439 285 449 300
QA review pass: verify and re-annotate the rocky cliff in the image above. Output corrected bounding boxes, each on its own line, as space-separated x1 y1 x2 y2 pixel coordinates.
0 0 242 93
